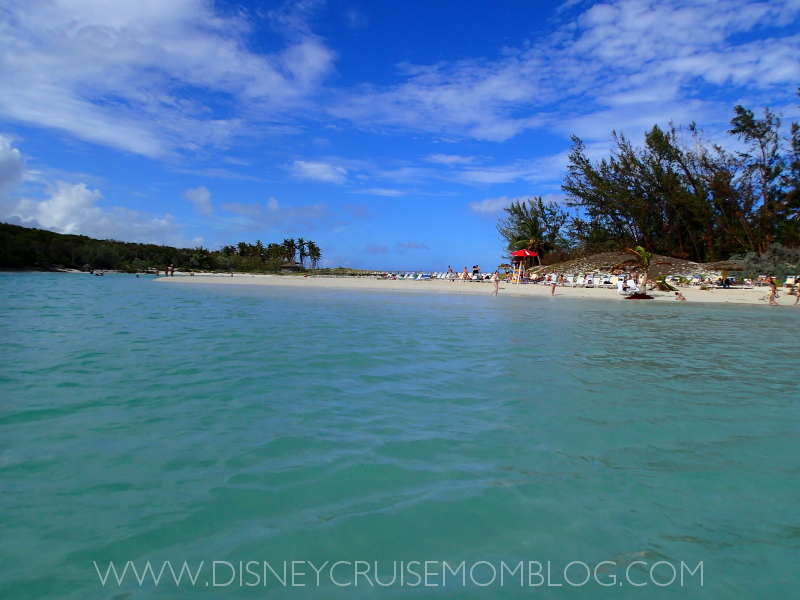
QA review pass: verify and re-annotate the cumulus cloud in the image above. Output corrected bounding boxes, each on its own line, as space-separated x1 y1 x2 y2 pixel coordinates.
364 243 389 254
1 180 187 245
0 136 188 244
0 135 24 195
184 186 213 216
290 160 348 184
0 0 336 156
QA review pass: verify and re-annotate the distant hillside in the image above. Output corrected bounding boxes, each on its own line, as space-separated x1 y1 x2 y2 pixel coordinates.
0 222 197 271
0 222 319 272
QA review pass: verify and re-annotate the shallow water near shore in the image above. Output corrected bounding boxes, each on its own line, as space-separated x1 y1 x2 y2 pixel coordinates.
1 272 799 599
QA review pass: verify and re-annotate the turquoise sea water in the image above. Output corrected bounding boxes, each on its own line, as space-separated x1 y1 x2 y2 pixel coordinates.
1 272 799 600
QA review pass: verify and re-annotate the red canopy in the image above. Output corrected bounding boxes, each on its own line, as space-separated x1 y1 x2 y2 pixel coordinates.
510 249 538 257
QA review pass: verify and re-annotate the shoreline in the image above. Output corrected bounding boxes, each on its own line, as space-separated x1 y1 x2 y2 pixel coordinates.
153 273 795 306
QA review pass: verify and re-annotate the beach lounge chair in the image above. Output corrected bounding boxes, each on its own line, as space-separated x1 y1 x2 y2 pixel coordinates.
573 275 585 287
585 275 594 287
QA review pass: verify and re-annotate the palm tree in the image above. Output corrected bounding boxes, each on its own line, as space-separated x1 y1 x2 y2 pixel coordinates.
611 246 670 297
498 197 567 267
306 241 321 269
282 238 297 263
508 221 546 266
266 243 282 261
297 238 307 267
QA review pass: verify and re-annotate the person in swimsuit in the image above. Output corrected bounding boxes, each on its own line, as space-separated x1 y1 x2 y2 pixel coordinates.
490 271 499 296
768 278 779 305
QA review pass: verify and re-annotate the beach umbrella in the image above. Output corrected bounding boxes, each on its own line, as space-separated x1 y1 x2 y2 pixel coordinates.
510 250 537 283
704 260 744 284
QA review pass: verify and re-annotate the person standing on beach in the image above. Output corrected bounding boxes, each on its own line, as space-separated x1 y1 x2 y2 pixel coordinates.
550 270 558 296
490 271 499 296
768 278 779 305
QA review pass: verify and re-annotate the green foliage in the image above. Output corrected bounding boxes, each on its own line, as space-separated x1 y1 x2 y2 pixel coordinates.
496 196 569 264
0 222 322 273
562 92 800 261
656 275 678 291
729 244 800 279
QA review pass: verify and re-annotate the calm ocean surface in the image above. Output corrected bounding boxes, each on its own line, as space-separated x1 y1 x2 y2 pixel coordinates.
1 272 799 599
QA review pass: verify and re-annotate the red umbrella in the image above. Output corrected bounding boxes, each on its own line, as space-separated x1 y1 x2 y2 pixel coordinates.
510 249 537 258
509 249 537 283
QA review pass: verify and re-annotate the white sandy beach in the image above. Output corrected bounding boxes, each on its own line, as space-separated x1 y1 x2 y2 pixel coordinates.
155 273 796 306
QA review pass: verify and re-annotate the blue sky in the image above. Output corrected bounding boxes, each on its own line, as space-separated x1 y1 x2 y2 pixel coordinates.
0 0 798 270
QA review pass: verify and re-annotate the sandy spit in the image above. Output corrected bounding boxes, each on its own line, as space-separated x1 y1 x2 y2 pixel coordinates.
154 273 796 307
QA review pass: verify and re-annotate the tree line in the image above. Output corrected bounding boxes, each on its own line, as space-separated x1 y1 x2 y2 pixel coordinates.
499 92 800 265
0 222 323 272
219 238 322 268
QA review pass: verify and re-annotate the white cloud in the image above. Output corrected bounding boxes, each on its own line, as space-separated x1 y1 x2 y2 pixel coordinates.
2 180 187 245
426 154 480 166
332 0 800 142
0 136 187 244
184 185 213 216
290 160 348 184
0 0 336 157
469 195 517 214
348 188 407 197
469 192 568 215
0 135 24 195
